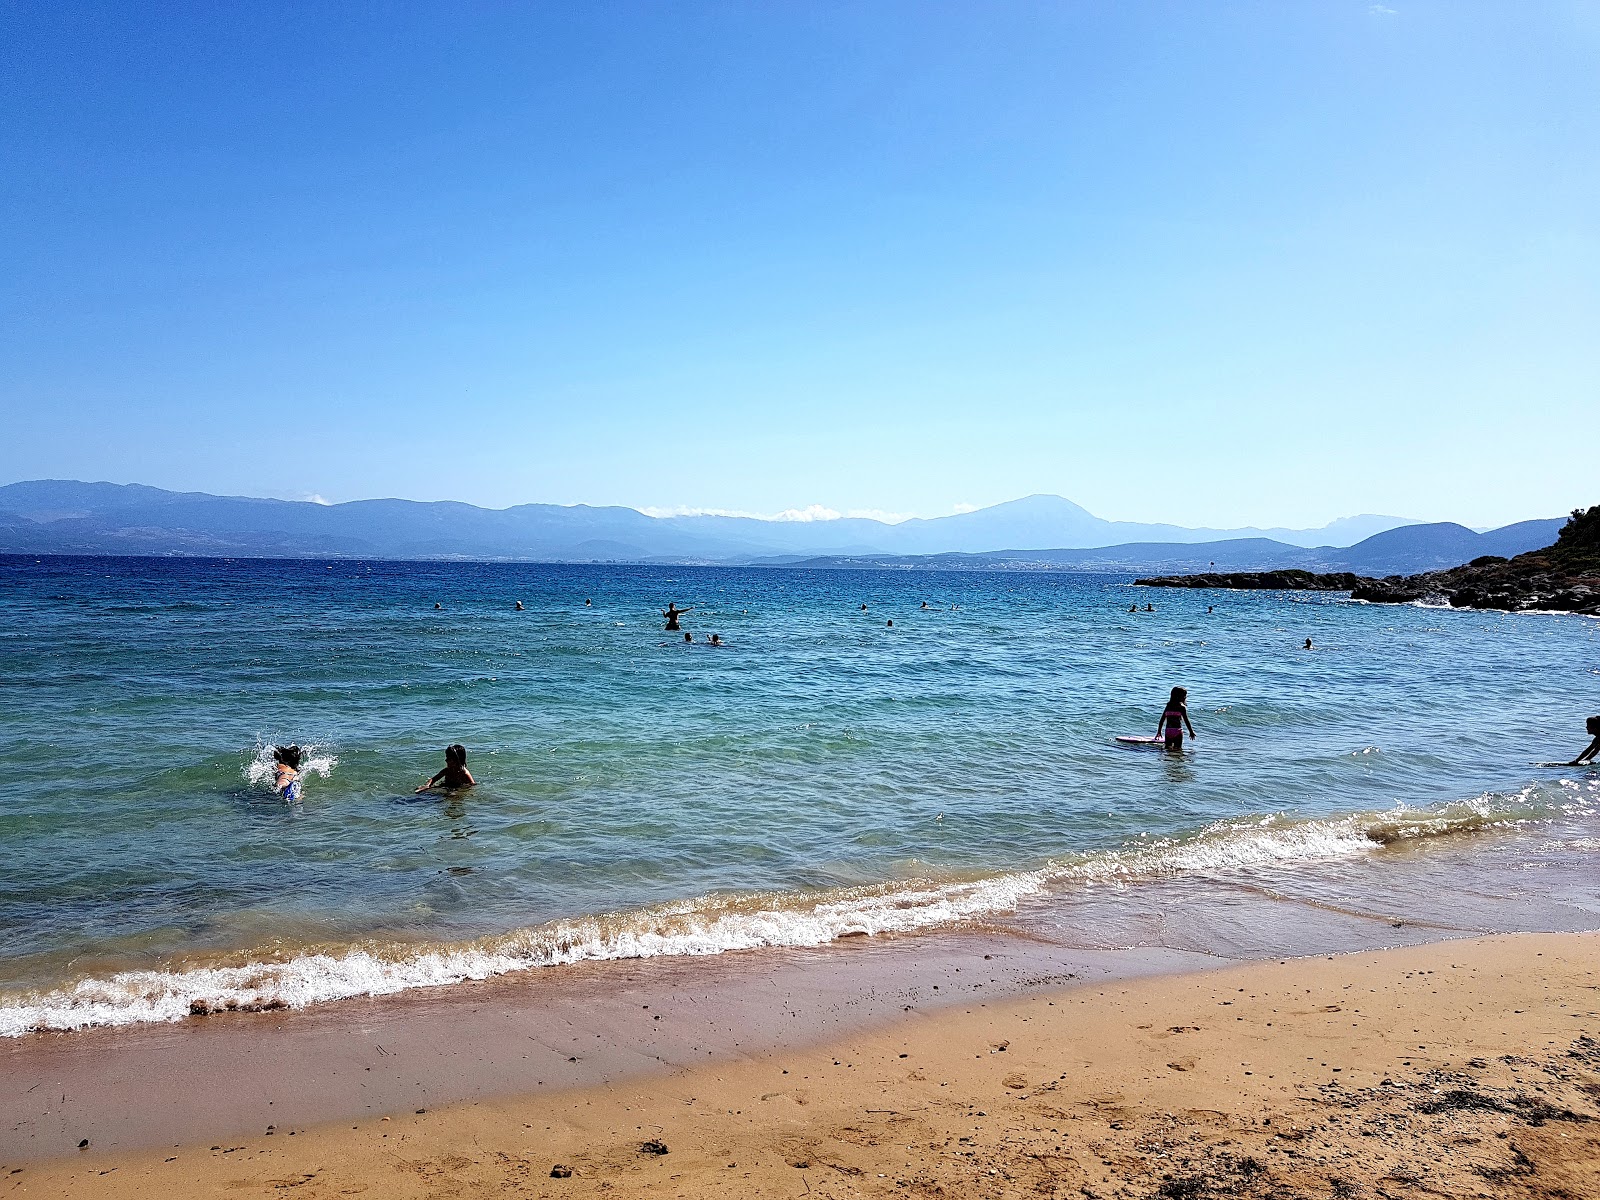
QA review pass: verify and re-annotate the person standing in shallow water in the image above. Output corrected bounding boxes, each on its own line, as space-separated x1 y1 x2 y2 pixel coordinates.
662 602 691 631
1568 716 1600 766
1157 687 1197 751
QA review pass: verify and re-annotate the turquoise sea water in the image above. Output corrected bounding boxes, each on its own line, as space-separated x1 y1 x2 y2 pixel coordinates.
2 555 1597 1034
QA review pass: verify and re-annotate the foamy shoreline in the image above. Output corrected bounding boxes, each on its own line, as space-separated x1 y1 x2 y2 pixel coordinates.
6 814 1599 1166
8 932 1598 1198
5 788 1585 1039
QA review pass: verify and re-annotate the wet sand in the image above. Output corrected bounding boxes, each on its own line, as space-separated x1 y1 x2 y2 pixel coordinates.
1 929 1210 1163
6 822 1600 1170
6 932 1599 1199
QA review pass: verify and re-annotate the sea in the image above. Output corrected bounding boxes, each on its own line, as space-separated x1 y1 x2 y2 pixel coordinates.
2 554 1597 1038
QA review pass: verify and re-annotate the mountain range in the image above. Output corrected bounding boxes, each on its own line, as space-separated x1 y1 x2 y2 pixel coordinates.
765 518 1565 577
0 480 1562 576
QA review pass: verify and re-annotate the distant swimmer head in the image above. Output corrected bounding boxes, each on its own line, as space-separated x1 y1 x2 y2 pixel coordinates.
515 600 524 611
1304 638 1313 650
1129 605 1137 613
684 631 693 642
886 619 893 627
709 633 722 646
1145 603 1155 612
434 602 442 610
585 598 592 606
861 603 868 610
920 601 929 609
445 743 467 767
274 744 303 769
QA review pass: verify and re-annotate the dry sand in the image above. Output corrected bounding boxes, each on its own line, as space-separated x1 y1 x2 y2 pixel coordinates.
7 932 1598 1199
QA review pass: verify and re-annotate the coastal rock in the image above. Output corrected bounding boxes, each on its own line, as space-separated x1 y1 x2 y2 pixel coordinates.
1139 506 1600 616
1134 570 1368 592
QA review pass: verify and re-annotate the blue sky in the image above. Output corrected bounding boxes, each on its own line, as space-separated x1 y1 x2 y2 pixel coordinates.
3 2 1596 529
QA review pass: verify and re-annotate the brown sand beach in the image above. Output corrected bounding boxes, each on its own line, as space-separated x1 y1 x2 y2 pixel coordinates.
6 931 1597 1200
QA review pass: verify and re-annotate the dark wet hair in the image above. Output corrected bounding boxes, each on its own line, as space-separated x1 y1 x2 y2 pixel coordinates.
445 743 467 767
1587 715 1600 736
1168 687 1187 705
274 745 302 769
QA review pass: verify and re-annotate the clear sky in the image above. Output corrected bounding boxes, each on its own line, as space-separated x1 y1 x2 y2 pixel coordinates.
3 2 1595 529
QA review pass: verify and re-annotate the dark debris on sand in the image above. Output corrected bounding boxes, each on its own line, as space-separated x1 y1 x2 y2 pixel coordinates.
492 1032 1600 1199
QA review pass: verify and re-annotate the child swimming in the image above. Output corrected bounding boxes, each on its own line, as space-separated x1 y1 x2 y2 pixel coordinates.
1156 687 1197 751
272 745 303 801
416 743 476 793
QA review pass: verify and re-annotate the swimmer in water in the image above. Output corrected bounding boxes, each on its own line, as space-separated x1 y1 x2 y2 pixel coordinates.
920 601 929 609
709 633 723 646
684 631 693 643
273 745 302 801
417 743 476 793
585 598 592 606
1156 687 1197 751
886 619 893 627
1567 716 1600 766
434 602 442 610
1129 604 1138 613
861 603 868 611
1304 637 1313 650
1145 603 1155 612
662 602 691 631
515 600 524 611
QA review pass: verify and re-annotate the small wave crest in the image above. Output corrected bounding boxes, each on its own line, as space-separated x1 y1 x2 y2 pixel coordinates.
1055 790 1543 880
0 874 1045 1036
0 788 1573 1036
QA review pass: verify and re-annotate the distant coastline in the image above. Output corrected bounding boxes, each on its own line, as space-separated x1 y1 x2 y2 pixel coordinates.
0 479 1561 575
1137 504 1600 616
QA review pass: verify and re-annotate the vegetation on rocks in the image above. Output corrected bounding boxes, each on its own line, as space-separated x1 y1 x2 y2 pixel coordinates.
1139 506 1600 616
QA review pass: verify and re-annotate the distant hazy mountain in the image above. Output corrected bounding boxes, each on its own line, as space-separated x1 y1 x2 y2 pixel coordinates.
860 495 1419 554
766 519 1566 577
0 479 1516 568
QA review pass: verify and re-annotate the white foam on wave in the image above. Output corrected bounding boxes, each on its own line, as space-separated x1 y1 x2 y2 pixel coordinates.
0 789 1572 1037
0 872 1047 1036
1056 791 1536 885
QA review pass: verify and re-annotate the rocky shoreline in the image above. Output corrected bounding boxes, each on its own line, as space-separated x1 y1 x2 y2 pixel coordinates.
1137 505 1600 616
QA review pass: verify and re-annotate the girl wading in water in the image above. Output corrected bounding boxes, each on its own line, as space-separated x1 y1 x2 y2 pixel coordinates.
1569 715 1600 766
1157 687 1197 751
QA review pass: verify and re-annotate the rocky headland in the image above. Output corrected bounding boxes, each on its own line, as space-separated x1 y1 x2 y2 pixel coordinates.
1138 504 1600 615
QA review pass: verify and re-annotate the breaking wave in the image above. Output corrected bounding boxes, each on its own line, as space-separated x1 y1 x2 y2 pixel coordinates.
0 788 1570 1037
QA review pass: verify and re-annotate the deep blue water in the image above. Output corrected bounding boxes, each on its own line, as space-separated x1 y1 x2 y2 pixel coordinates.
2 555 1597 1033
